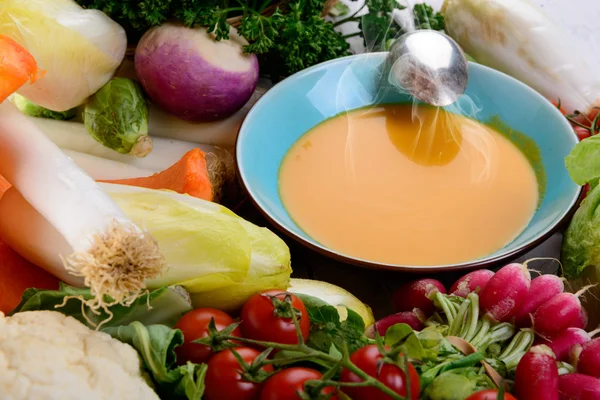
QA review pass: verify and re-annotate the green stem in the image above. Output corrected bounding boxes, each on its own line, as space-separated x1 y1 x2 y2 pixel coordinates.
476 323 515 353
463 293 480 342
333 3 367 27
470 317 492 348
342 31 363 39
449 298 471 336
435 292 456 326
498 330 534 370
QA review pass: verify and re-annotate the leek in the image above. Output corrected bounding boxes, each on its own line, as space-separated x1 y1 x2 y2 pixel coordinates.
0 101 165 310
0 183 292 311
442 0 600 114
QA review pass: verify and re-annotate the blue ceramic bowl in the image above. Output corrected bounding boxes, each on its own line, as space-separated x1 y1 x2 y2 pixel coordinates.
236 53 581 272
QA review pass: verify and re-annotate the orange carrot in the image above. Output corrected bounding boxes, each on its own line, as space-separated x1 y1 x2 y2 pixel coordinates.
101 148 215 201
0 238 59 314
0 35 44 103
0 175 10 200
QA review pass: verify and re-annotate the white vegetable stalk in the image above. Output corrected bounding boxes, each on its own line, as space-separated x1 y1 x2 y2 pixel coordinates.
0 101 165 309
28 117 216 172
442 0 600 114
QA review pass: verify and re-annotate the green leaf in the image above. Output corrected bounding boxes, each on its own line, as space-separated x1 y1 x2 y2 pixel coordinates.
11 93 76 120
9 282 192 329
298 293 369 356
384 323 427 360
565 135 600 185
103 322 206 400
562 182 600 277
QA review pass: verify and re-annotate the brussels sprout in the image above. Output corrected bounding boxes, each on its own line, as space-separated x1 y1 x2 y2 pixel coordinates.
11 93 76 120
83 78 152 157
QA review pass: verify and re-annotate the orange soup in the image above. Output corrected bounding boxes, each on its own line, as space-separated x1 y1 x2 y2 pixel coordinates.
279 104 539 266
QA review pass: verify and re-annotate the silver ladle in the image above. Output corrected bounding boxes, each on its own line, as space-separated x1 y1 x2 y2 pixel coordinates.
385 30 469 107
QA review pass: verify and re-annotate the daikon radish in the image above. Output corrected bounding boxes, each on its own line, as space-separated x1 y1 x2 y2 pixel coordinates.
65 150 156 180
0 100 166 310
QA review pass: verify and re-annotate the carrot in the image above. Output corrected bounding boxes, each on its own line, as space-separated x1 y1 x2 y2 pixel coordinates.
100 148 215 201
0 35 44 103
0 238 59 314
0 174 10 200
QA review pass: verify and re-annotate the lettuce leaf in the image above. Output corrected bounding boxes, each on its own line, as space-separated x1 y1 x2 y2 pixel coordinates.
9 282 192 328
565 135 600 186
103 322 206 400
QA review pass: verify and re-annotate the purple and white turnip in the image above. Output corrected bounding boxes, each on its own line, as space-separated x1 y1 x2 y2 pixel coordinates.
135 23 259 123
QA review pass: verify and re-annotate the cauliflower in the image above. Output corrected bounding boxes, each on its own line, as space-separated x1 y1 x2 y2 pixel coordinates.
0 311 160 400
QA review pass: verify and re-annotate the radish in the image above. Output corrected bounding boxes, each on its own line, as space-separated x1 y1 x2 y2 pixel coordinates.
571 307 589 330
558 374 600 400
533 289 588 338
449 269 495 298
514 274 564 328
479 263 531 323
536 327 599 362
365 309 426 338
392 278 446 315
515 345 559 400
575 338 600 378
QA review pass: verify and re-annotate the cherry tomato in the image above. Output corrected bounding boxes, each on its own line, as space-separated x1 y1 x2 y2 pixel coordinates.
204 347 274 400
465 389 518 400
241 290 310 345
588 108 599 123
340 345 420 400
574 126 591 141
174 308 241 365
260 367 338 400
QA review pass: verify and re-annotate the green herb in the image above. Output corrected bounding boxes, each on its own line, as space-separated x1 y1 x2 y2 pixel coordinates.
295 293 370 356
104 322 207 400
413 3 445 30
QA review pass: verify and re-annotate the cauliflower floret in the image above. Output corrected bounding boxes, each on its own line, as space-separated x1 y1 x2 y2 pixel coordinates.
0 311 160 400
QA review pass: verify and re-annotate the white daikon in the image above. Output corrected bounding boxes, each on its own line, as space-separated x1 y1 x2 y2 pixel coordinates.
0 101 166 310
442 0 600 114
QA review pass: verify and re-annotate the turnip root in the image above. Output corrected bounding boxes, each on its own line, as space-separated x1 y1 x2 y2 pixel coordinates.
392 278 446 315
135 23 259 122
515 345 559 400
515 274 565 328
558 374 600 400
449 269 495 298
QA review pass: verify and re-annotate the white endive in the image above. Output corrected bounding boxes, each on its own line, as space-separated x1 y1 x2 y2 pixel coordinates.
442 0 600 114
0 183 292 311
0 0 127 111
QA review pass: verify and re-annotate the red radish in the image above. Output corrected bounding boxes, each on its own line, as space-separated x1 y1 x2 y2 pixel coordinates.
515 345 559 400
571 307 589 330
536 327 598 362
558 374 600 400
392 279 446 315
479 263 531 323
366 309 426 338
449 269 495 298
576 338 600 378
515 274 564 328
533 290 587 338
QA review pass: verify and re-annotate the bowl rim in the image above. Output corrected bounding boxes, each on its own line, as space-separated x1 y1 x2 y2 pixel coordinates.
235 52 583 273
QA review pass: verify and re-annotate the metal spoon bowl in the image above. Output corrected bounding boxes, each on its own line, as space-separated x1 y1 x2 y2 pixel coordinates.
385 30 469 107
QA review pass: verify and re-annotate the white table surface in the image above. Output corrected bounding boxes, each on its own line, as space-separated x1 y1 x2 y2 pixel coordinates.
337 0 600 68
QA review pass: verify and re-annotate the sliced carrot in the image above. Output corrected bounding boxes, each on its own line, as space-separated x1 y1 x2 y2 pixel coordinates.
0 238 59 314
100 149 214 201
0 35 44 103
